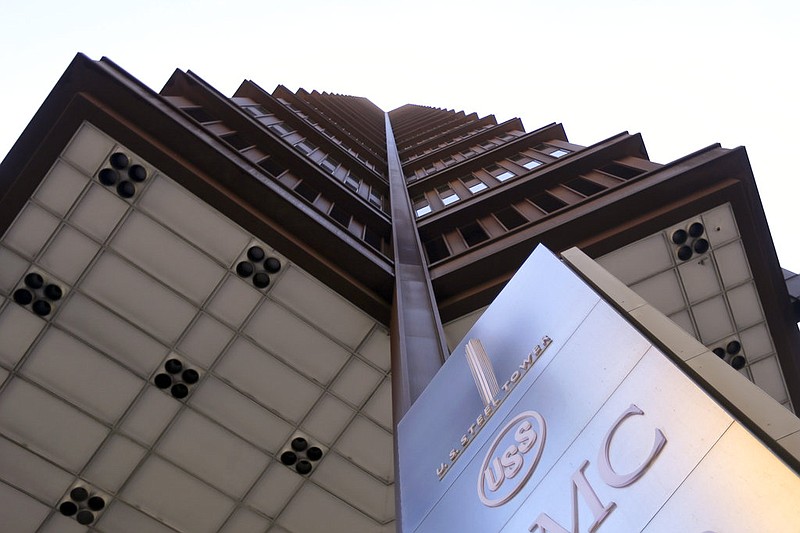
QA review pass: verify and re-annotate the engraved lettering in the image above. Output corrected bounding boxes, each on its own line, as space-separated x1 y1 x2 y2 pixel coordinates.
598 404 666 488
529 460 615 533
515 420 536 453
500 444 523 479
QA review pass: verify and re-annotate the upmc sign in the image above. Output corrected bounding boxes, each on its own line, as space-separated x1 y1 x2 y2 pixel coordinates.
397 246 800 532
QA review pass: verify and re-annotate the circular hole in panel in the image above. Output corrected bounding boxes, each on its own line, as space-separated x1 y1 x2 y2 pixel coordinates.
726 340 741 354
98 168 119 186
87 496 105 511
171 383 189 399
69 487 89 502
280 451 297 465
264 257 281 273
44 284 63 301
59 501 78 517
677 246 692 261
247 246 265 262
291 437 308 452
295 460 312 475
688 222 704 238
76 510 95 525
13 288 33 306
24 272 44 289
116 181 136 199
128 164 147 182
182 368 199 384
32 300 51 316
712 347 726 358
671 229 688 245
693 238 710 254
164 358 183 374
236 261 254 278
306 446 323 461
730 355 746 370
109 152 129 169
154 373 172 389
252 272 270 289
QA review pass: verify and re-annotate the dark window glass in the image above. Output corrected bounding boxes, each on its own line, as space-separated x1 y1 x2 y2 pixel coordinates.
294 181 319 203
364 226 382 251
329 204 351 227
184 107 216 123
566 177 606 196
599 163 644 180
459 222 489 246
221 133 250 151
494 207 527 230
424 236 450 262
258 157 286 177
530 193 567 213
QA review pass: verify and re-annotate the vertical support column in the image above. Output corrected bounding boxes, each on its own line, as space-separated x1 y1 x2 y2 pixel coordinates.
386 113 449 532
385 113 449 420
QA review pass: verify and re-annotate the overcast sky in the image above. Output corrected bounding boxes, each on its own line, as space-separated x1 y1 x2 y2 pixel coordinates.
2 0 798 270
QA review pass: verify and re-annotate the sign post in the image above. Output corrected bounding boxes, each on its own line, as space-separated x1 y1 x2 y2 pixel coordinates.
397 246 800 532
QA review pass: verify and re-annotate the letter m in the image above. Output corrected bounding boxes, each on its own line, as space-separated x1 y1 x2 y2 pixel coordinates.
529 461 615 533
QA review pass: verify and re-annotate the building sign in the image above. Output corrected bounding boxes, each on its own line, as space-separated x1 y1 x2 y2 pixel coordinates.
397 246 800 532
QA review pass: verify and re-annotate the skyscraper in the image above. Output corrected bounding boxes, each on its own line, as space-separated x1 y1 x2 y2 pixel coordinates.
1 53 798 532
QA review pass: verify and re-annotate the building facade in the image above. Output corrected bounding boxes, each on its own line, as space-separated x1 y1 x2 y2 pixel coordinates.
0 54 798 532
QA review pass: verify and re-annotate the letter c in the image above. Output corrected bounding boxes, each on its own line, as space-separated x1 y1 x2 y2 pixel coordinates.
598 404 666 488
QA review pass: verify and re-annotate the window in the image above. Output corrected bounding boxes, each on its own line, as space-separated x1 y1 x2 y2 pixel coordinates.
183 107 216 123
221 133 250 151
534 143 571 158
424 235 450 262
258 157 286 178
494 207 527 230
566 177 606 196
461 175 488 194
344 173 361 192
598 163 644 180
243 105 269 117
442 156 455 166
414 196 432 217
320 156 339 173
329 204 351 227
294 181 319 203
459 222 489 246
368 188 383 209
461 149 476 158
364 226 383 251
295 140 317 155
523 159 543 170
423 163 436 175
437 185 460 206
267 123 293 136
480 141 495 150
495 170 515 182
530 193 567 213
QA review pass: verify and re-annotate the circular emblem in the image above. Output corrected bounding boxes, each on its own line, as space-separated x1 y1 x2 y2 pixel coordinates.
478 410 546 507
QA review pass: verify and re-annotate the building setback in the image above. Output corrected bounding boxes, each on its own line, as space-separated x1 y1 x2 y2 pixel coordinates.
0 54 798 531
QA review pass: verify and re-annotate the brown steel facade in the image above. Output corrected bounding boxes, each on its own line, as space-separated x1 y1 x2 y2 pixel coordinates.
2 54 800 530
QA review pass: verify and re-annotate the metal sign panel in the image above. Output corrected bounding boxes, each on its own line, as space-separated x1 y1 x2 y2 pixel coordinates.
397 246 800 532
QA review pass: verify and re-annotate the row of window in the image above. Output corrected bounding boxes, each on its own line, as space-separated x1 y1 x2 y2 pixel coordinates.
290 178 387 254
243 100 380 174
237 104 388 212
403 125 512 168
400 119 496 156
411 146 573 217
420 163 647 263
278 96 384 165
405 138 565 182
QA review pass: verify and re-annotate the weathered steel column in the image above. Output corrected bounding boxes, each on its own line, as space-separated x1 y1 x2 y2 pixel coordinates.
385 113 449 422
386 112 449 533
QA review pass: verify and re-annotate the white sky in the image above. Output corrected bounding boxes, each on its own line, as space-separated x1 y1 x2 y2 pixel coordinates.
1 0 798 270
